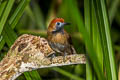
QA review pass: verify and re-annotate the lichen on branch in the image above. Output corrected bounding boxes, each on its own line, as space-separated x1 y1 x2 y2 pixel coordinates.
0 34 86 80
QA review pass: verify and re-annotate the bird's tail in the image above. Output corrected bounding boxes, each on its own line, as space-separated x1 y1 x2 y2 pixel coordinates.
71 45 77 54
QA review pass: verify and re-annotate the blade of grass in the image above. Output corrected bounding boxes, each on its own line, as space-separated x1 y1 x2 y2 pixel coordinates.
0 0 30 50
0 1 7 50
0 1 7 18
85 0 104 80
29 71 42 80
0 0 15 50
91 2 103 69
3 23 17 47
109 0 119 24
92 0 117 79
84 0 94 80
91 2 104 80
9 0 30 29
24 72 32 80
84 0 92 35
86 60 93 80
25 5 35 22
100 0 117 79
92 0 111 79
52 67 84 80
0 0 15 35
0 37 4 50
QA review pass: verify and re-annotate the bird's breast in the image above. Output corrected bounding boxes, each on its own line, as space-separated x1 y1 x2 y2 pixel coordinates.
50 33 68 44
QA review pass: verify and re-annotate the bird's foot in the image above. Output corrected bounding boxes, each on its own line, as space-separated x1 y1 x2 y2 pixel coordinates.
50 53 56 62
63 52 67 62
46 52 56 62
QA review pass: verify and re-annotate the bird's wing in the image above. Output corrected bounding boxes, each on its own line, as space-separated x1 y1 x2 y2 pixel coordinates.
67 34 73 45
66 33 77 54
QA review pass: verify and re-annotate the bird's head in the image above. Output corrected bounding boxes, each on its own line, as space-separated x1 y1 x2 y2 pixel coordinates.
47 18 70 33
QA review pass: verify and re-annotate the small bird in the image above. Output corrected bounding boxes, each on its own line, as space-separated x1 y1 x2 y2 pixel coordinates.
47 18 76 58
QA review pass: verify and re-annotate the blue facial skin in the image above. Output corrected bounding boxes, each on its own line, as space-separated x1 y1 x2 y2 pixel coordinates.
52 22 70 34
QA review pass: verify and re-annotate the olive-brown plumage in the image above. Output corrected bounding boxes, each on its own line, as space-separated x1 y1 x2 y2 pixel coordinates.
47 18 76 57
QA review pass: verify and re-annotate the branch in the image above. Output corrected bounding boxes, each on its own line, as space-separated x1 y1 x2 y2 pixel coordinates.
0 34 86 80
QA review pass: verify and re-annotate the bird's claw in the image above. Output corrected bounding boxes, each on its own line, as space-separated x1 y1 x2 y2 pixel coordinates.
63 52 67 62
50 53 56 62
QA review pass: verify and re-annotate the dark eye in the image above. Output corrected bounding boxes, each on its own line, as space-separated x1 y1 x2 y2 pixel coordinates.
56 22 60 25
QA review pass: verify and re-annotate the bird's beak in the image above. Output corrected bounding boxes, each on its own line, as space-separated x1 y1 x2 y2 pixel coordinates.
63 22 71 25
61 22 70 28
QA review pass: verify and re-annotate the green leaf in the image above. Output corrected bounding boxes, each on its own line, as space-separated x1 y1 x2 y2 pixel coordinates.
3 23 17 47
53 67 84 80
84 0 94 80
0 0 15 35
0 1 7 18
0 1 7 50
0 0 30 50
24 72 32 80
0 37 5 50
100 0 117 79
109 0 119 24
9 0 30 29
92 0 117 79
29 71 42 80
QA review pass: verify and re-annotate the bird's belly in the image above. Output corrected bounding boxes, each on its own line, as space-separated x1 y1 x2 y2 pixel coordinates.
49 42 66 53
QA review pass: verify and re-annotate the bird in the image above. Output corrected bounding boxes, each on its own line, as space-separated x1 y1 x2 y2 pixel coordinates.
47 18 76 58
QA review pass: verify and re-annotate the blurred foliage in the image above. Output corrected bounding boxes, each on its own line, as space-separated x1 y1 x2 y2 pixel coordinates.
0 0 120 80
